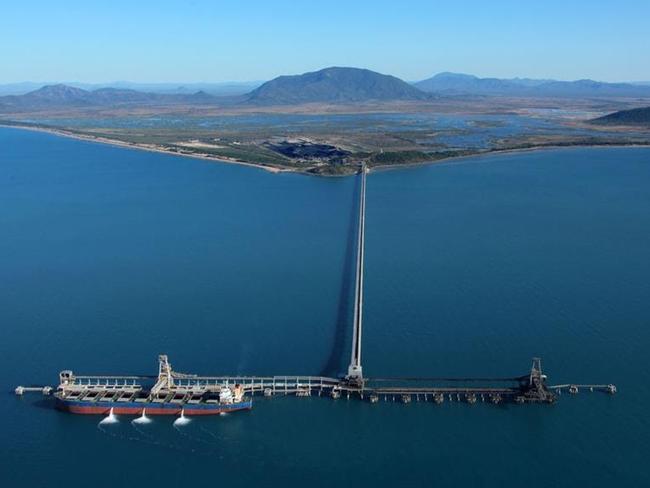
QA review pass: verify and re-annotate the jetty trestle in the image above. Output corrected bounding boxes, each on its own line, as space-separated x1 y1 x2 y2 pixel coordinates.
347 164 367 382
16 356 615 406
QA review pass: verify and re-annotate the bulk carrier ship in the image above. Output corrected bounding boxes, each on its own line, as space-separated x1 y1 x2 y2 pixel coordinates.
54 355 252 416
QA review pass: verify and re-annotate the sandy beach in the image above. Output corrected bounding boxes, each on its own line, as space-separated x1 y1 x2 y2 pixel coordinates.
3 122 649 177
0 123 286 174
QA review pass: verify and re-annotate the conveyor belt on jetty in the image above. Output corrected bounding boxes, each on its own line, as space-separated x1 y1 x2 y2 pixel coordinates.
15 356 617 406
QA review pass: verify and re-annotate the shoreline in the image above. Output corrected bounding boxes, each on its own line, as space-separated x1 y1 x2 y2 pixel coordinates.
370 142 650 174
2 122 649 176
0 123 287 174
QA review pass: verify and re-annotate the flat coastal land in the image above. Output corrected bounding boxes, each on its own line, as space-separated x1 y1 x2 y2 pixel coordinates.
2 96 649 175
4 120 650 177
0 122 285 173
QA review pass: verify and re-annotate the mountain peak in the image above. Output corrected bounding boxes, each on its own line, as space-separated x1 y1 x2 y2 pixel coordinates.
247 67 429 105
29 84 89 97
431 72 478 80
22 84 93 106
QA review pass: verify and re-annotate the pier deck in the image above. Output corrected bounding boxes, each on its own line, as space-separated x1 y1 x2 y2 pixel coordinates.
15 370 617 405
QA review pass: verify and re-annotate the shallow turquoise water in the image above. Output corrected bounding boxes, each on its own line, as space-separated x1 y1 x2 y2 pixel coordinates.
1 127 649 486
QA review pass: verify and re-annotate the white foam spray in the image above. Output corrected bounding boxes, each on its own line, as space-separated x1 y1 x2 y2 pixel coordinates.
99 407 118 425
132 408 152 424
173 409 191 427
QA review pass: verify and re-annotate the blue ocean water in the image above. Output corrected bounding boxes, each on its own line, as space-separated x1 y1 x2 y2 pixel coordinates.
1 127 649 486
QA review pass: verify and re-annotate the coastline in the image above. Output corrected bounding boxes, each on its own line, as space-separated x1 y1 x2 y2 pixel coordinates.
2 122 649 176
370 142 650 174
0 123 286 174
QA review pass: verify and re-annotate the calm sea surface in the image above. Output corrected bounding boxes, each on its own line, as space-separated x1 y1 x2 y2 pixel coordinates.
1 127 649 486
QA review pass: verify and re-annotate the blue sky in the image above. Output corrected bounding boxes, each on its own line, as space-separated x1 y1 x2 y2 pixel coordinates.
1 0 649 83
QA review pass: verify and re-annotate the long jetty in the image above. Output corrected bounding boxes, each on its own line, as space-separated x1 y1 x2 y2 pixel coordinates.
347 163 366 381
15 164 616 406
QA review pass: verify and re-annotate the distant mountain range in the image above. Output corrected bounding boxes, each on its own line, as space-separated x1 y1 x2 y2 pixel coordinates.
414 72 650 97
0 84 219 111
591 106 650 126
0 81 261 96
247 67 429 104
2 67 650 113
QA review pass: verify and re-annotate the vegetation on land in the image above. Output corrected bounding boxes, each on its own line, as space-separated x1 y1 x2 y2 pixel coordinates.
591 107 650 127
3 91 650 176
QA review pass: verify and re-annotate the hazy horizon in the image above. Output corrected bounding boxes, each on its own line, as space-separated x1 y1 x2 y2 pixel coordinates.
1 69 648 92
2 0 649 84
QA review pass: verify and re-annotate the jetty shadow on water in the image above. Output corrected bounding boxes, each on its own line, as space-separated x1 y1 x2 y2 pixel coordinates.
320 172 361 378
26 398 57 411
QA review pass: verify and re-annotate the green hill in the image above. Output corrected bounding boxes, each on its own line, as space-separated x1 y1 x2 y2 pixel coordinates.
591 107 650 126
246 67 429 105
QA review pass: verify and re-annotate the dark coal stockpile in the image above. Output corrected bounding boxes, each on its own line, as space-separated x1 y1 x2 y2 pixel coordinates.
267 141 350 162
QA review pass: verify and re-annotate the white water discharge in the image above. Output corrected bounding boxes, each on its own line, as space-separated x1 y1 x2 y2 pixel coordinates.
132 409 152 425
99 407 118 425
173 409 191 427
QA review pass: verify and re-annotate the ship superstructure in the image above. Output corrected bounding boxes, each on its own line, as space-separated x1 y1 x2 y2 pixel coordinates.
54 355 252 416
